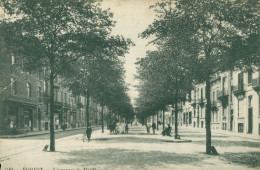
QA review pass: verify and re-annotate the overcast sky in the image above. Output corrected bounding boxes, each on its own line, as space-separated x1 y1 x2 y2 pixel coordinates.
101 0 157 105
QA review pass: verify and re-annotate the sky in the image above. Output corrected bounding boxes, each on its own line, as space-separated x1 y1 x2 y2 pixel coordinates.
101 0 157 105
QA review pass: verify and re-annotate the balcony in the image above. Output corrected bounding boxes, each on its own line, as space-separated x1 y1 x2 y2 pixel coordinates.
211 101 218 111
252 77 260 92
198 98 205 107
217 90 229 106
233 84 245 97
77 102 83 108
191 100 196 107
63 102 70 109
54 101 63 111
54 82 60 88
54 101 62 107
42 92 50 103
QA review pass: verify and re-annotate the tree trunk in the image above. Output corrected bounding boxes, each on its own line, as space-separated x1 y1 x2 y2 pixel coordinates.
157 111 159 130
174 98 178 139
163 109 165 130
205 77 212 154
86 90 90 127
49 69 55 152
101 97 104 133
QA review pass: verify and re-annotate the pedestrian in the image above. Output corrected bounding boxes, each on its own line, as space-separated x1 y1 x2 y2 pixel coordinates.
146 122 151 134
125 123 129 134
82 130 87 142
109 122 113 134
152 122 156 134
86 125 92 142
122 122 126 134
116 122 120 134
162 124 172 136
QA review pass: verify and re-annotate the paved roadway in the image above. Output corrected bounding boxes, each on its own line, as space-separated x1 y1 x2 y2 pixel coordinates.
0 124 259 170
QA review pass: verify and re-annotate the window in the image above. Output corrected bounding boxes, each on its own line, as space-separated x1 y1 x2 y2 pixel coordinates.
201 88 203 99
212 91 215 103
189 112 192 124
60 92 63 103
248 70 252 84
238 72 244 88
238 123 244 133
11 55 15 65
54 89 58 101
238 101 243 117
259 124 260 135
216 111 219 122
38 87 42 102
223 77 227 91
64 93 67 104
222 123 226 130
248 96 252 108
11 78 17 95
44 80 48 93
27 83 31 98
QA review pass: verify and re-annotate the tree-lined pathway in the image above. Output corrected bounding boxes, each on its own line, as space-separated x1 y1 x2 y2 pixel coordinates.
1 124 259 170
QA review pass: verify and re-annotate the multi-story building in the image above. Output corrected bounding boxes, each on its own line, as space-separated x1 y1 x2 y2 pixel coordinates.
0 53 110 134
179 69 260 137
0 54 41 134
145 68 260 137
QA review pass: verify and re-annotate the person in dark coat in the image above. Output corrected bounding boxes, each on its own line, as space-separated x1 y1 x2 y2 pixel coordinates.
86 125 92 142
162 124 172 136
152 122 156 134
125 123 129 134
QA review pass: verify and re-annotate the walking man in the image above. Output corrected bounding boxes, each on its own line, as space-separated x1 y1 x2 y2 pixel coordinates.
152 122 156 134
86 125 92 142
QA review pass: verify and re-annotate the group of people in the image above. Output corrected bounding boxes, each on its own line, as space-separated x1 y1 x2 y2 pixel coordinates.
146 122 157 134
109 121 129 134
146 122 172 136
82 121 173 142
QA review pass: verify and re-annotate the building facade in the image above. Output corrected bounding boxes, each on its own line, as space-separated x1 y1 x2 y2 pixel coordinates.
0 54 109 134
145 68 260 137
179 69 260 137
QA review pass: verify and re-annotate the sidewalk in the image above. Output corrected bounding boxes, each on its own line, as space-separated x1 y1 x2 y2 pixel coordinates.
178 126 260 140
0 126 87 139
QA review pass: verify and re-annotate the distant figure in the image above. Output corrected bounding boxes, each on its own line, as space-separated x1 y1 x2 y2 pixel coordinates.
116 122 120 134
86 125 92 142
146 122 151 134
162 124 172 136
152 122 156 134
122 122 126 134
109 122 116 134
125 123 129 134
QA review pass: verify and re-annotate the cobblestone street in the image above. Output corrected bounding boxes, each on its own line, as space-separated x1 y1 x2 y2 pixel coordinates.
1 124 259 170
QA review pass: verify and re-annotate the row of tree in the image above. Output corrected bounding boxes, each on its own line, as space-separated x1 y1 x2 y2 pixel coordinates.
1 0 134 152
136 0 259 154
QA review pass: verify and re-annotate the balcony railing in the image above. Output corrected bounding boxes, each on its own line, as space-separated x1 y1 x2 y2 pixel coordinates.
77 102 83 108
252 77 260 91
211 101 218 111
217 89 228 99
54 101 63 107
233 84 245 97
217 89 229 106
63 102 70 108
198 98 205 107
191 100 196 107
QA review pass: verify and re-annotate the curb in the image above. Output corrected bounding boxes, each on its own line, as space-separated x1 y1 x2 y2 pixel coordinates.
0 127 88 139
